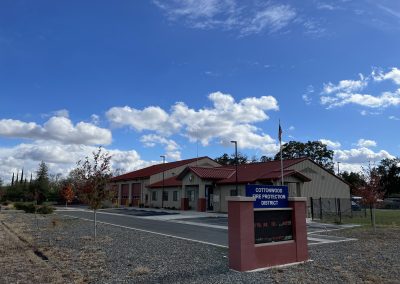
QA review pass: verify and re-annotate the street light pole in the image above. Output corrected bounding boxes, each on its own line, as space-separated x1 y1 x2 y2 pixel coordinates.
160 155 165 208
230 141 238 196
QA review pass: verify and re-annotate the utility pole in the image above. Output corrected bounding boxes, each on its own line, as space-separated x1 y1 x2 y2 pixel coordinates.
230 141 238 196
160 155 166 208
337 161 341 175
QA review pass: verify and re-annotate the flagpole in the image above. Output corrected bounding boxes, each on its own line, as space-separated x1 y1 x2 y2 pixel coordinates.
279 120 284 186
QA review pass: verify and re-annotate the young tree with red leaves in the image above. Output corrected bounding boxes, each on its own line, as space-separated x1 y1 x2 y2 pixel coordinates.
355 165 385 230
60 183 75 207
73 147 112 239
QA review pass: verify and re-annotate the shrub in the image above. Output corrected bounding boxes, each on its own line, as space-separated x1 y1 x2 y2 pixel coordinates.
14 202 54 214
36 205 54 214
14 202 36 213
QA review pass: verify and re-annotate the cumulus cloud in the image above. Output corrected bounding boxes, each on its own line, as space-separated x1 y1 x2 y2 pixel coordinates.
141 134 181 161
321 90 400 108
107 91 280 155
373 67 400 85
154 1 306 36
319 139 341 149
335 147 394 164
0 141 151 183
357 139 377 148
0 116 112 145
320 68 400 109
322 76 367 94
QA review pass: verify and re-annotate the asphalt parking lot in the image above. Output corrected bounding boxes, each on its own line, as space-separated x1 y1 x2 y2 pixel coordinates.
57 207 357 247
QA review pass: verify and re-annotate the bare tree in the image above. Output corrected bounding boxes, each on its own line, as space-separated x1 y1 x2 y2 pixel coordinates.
74 147 112 240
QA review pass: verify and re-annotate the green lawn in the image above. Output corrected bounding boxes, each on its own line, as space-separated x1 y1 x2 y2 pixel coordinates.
321 209 400 227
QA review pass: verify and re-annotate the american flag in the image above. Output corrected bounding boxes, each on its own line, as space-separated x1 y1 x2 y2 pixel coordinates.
278 121 282 143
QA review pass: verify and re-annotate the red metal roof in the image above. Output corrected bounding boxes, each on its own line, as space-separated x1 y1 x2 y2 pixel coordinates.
148 176 182 188
178 166 235 180
111 156 213 182
216 158 309 184
258 169 311 182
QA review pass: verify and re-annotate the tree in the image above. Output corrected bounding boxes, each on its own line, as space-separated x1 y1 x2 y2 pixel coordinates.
215 152 248 165
73 147 112 239
32 162 50 204
354 165 385 231
260 155 273 162
60 183 75 207
340 171 366 195
377 158 400 197
274 141 334 172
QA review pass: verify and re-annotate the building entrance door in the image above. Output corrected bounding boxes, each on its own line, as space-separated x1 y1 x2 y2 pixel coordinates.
206 185 214 211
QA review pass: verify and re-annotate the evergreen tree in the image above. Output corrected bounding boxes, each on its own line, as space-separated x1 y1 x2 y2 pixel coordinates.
32 161 50 204
11 173 14 186
20 169 24 184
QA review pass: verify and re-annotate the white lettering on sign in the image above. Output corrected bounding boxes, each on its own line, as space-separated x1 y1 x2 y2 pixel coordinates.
261 200 279 206
255 187 283 194
252 194 286 200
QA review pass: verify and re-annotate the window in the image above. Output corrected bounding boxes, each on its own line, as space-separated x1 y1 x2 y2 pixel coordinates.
230 189 238 196
152 191 157 201
162 191 168 201
173 191 178 201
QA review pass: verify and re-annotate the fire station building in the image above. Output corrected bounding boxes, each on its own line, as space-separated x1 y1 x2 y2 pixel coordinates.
110 156 350 213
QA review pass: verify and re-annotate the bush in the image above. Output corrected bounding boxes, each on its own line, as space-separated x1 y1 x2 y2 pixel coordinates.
14 202 36 213
36 205 54 214
14 202 54 214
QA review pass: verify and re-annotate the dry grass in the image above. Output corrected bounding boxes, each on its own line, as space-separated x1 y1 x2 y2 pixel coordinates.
0 215 65 283
130 266 151 276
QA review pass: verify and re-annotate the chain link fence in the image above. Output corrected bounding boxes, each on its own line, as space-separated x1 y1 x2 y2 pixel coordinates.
310 197 367 223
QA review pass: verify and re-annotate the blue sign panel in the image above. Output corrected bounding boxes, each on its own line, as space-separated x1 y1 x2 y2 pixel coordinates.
246 185 289 208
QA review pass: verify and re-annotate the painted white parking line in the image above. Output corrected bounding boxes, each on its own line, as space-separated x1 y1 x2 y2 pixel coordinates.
307 235 357 246
170 220 228 230
58 213 229 249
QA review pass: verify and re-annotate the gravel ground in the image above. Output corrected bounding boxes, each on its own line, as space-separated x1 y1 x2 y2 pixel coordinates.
0 211 399 284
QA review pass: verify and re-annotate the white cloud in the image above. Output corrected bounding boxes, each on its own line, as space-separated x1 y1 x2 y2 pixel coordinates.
389 115 400 120
154 1 307 36
90 114 100 125
335 147 394 164
107 91 280 155
106 106 179 135
357 139 377 148
0 141 151 184
0 116 112 145
320 68 400 110
240 4 296 35
373 67 400 85
319 139 341 149
317 3 339 11
302 85 314 105
322 75 368 95
53 109 69 118
288 126 295 131
140 134 181 161
321 90 400 109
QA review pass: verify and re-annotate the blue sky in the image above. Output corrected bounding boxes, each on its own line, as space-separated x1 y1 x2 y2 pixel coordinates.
1 0 400 182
